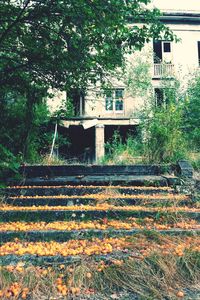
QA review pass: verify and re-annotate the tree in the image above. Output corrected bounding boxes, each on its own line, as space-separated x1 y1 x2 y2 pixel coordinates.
0 0 173 92
0 0 174 161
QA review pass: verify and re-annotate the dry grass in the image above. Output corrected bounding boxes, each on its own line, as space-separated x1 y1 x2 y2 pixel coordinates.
39 154 66 166
104 251 200 299
0 243 199 299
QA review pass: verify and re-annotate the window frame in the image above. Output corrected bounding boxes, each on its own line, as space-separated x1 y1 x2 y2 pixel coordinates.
163 42 171 53
105 88 124 113
153 40 172 63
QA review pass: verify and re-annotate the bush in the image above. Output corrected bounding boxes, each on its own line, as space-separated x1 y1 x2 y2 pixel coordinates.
184 71 200 150
0 144 20 185
143 103 187 163
101 131 143 165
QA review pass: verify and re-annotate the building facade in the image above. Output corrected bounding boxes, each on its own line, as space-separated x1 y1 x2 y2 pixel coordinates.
51 9 200 162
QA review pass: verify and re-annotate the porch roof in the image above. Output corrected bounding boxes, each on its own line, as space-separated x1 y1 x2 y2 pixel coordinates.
61 117 140 129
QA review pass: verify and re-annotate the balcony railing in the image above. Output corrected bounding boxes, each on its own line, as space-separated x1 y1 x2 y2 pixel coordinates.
153 64 174 78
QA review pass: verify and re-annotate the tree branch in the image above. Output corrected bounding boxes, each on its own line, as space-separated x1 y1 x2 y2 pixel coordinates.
0 0 31 45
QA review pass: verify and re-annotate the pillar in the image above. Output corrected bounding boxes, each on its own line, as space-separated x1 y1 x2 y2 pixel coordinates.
95 124 105 162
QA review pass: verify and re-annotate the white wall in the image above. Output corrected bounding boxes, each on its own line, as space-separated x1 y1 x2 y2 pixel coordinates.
172 24 200 75
152 0 200 12
48 16 200 117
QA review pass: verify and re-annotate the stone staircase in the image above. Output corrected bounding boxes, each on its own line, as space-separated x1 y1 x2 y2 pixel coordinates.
0 164 199 266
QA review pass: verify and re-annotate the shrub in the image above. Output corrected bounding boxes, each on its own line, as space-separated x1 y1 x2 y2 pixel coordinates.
184 71 200 150
101 131 143 165
0 144 20 185
143 103 187 164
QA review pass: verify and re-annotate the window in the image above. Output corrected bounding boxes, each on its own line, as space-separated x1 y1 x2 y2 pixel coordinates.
154 88 164 106
115 89 124 111
153 40 162 63
198 41 200 66
105 90 113 111
163 42 171 53
105 89 124 112
154 88 174 107
153 40 172 62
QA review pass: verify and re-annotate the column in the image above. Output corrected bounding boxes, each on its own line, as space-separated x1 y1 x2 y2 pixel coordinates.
95 124 105 162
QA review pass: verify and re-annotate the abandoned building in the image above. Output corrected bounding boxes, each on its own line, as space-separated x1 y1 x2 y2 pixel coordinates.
48 6 200 162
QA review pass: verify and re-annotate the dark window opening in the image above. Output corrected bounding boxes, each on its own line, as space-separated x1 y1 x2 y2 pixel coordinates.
154 88 164 106
198 41 200 66
163 42 171 53
153 40 162 63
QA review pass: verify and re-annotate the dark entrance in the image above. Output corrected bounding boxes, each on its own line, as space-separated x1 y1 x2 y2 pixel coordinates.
67 126 95 162
105 125 138 145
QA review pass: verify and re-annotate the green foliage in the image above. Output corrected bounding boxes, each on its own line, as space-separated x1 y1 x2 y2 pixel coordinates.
0 0 174 167
102 131 143 165
0 91 49 161
0 0 173 93
0 144 20 183
189 153 200 171
55 97 75 119
143 102 187 163
124 51 153 98
0 90 70 166
184 71 200 150
123 53 187 165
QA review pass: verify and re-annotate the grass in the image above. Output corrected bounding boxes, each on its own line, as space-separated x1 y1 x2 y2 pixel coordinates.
190 152 200 171
0 248 199 299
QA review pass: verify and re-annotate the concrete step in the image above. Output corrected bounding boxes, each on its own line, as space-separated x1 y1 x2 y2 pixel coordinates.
4 185 175 197
17 165 164 177
0 228 199 243
4 194 189 206
8 175 175 187
0 208 199 222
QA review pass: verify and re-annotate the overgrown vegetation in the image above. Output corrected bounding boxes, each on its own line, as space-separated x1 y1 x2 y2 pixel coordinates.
0 0 175 177
184 70 200 150
102 131 143 165
104 61 200 165
0 241 199 300
101 98 187 165
0 93 69 181
143 102 187 163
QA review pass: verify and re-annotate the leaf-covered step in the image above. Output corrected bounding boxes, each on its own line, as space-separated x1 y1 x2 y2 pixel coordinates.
4 193 189 207
1 218 198 232
0 218 199 242
0 205 200 222
4 185 175 197
0 234 199 265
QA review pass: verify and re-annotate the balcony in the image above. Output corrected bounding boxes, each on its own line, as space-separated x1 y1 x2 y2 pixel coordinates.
153 63 174 78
